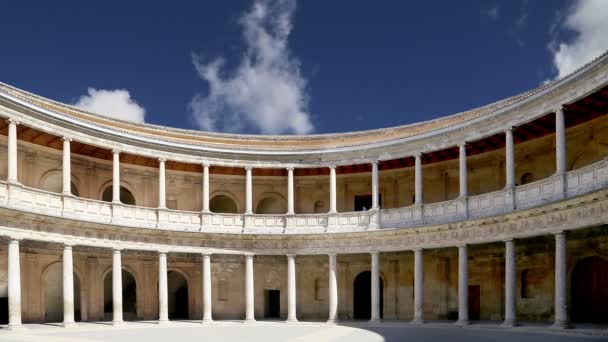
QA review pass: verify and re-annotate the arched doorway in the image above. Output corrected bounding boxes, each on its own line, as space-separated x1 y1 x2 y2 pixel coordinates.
571 256 608 323
256 196 286 214
101 186 136 205
43 262 81 322
103 269 137 320
168 271 189 320
210 195 238 213
353 271 383 320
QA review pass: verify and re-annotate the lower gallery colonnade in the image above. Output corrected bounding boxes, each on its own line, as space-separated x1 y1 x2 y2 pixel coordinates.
3 231 576 329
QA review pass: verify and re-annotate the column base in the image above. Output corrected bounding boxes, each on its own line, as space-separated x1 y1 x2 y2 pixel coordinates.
7 324 25 331
244 318 256 323
201 318 214 324
410 318 424 324
157 319 170 325
326 319 339 324
501 320 518 327
111 320 124 326
285 318 298 323
368 318 382 324
551 321 571 329
454 319 470 326
62 321 77 328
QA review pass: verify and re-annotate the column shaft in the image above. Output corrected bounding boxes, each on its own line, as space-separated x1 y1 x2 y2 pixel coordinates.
158 159 167 209
7 119 18 183
112 249 123 324
503 239 517 326
327 254 338 323
245 167 253 214
371 161 379 209
457 245 469 325
459 144 467 197
555 107 567 174
287 168 295 214
553 232 569 328
112 150 121 203
202 254 212 322
415 154 423 205
158 252 168 323
202 163 210 212
63 245 75 326
245 255 255 321
8 240 22 329
370 252 381 322
62 138 72 195
287 254 297 321
505 128 515 188
329 166 337 213
413 248 424 323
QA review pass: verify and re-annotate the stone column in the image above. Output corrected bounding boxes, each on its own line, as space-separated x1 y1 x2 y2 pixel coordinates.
412 248 424 324
505 128 515 188
158 159 167 209
459 144 467 198
202 163 210 213
202 253 213 322
112 150 121 203
7 119 19 184
8 239 22 329
63 245 76 327
112 249 123 324
414 153 423 205
287 254 297 322
245 167 253 214
287 168 295 215
553 232 569 328
327 253 338 323
456 245 469 325
371 161 379 209
158 252 169 324
329 166 337 213
370 252 381 322
245 254 255 321
555 107 566 175
62 137 72 196
503 239 517 327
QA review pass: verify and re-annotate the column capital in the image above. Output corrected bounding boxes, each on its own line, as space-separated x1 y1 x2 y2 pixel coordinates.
157 250 168 255
245 253 255 259
456 243 468 249
412 247 423 252
202 161 211 168
158 158 166 163
286 253 296 259
414 152 422 159
112 149 121 155
370 251 379 256
62 136 73 142
112 248 123 253
286 167 294 172
328 165 336 170
371 160 379 166
63 243 74 249
505 126 514 134
459 142 467 149
201 252 212 257
555 105 565 114
327 252 337 257
554 230 566 237
8 238 22 244
6 118 19 126
244 166 253 171
503 238 514 243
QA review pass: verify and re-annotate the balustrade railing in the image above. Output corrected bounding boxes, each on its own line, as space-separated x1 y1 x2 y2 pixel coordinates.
1 158 606 234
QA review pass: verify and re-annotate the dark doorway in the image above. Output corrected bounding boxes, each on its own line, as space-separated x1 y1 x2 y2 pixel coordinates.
572 256 608 323
0 297 7 324
353 271 383 320
468 285 480 320
264 289 280 319
103 270 137 320
354 195 382 211
168 271 189 320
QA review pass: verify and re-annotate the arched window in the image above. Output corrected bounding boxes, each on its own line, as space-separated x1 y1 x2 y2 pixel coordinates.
520 269 530 298
256 196 287 214
210 195 238 214
39 171 80 196
101 186 136 205
520 172 534 185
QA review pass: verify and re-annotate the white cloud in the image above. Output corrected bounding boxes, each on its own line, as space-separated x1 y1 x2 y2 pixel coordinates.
74 88 146 123
189 0 314 135
549 0 608 79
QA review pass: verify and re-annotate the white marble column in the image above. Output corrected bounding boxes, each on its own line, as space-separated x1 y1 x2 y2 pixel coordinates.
158 252 169 324
456 245 469 325
503 239 517 327
287 168 295 215
287 254 297 322
412 248 424 324
7 119 19 184
553 232 569 328
329 166 337 213
555 107 567 175
202 163 210 213
371 161 379 209
202 253 213 322
245 167 253 214
158 159 167 209
414 153 423 205
112 249 123 324
245 254 255 321
459 144 467 198
8 239 22 330
62 245 76 327
370 252 381 322
505 128 515 188
112 150 121 203
327 253 338 323
62 137 72 196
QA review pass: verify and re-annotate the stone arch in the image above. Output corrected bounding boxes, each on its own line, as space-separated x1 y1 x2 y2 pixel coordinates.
571 256 608 323
167 268 191 320
40 261 83 323
99 181 137 206
101 266 138 321
209 191 240 214
39 169 81 197
570 147 602 170
352 270 384 320
255 193 287 214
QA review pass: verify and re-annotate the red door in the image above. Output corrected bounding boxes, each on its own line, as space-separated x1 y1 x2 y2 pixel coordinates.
468 285 480 320
572 257 608 323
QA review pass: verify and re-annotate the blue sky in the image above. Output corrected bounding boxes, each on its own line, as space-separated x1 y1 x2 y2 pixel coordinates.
1 0 606 135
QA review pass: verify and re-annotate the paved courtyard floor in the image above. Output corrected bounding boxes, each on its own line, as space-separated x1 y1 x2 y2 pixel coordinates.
0 321 607 342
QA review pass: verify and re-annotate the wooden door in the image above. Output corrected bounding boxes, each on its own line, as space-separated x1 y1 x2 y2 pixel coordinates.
468 285 480 320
